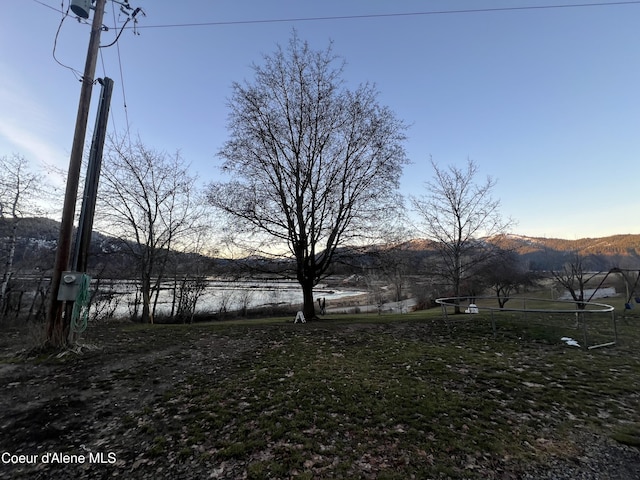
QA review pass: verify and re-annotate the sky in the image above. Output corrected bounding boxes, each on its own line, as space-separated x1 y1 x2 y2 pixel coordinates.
1 0 639 240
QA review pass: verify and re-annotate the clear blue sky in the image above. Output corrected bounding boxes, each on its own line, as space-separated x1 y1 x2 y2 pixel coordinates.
1 0 639 239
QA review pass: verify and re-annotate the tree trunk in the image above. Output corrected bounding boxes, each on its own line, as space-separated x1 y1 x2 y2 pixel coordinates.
27 273 46 322
152 277 161 318
301 279 316 320
170 275 178 318
453 253 462 314
0 220 17 319
141 274 153 324
453 278 462 314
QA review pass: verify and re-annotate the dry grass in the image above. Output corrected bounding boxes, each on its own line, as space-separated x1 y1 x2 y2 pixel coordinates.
1 306 639 479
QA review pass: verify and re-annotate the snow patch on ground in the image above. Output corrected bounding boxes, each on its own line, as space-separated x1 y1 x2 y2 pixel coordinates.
561 337 581 347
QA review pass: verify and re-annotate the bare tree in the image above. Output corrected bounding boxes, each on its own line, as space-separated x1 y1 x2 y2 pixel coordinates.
412 158 512 312
168 226 216 323
482 249 533 308
552 253 600 310
174 274 208 323
208 32 408 319
0 154 47 319
365 237 414 312
97 136 207 323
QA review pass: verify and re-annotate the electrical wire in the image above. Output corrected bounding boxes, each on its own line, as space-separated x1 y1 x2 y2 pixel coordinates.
70 274 91 335
36 0 640 150
100 16 131 49
96 2 134 149
34 0 640 31
126 1 640 30
52 0 83 80
110 1 133 145
32 0 64 13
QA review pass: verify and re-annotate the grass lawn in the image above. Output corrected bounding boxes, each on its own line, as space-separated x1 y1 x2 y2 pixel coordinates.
1 304 639 479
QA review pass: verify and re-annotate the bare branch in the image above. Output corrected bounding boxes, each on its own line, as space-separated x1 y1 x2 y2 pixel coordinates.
208 32 408 318
411 158 514 311
97 135 208 323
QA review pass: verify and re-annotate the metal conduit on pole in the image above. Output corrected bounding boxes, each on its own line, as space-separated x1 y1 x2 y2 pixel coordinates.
46 0 107 347
65 76 113 344
73 77 113 273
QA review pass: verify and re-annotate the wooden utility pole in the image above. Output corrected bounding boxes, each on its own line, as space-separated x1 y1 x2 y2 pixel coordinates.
46 0 107 347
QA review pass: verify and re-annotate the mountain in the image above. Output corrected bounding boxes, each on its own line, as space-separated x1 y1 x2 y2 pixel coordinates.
0 216 114 273
487 234 640 271
2 217 639 274
0 216 60 242
0 217 222 278
490 234 640 256
399 234 640 271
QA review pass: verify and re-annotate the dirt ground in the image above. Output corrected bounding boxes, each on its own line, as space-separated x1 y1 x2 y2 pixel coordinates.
0 322 260 479
0 320 639 480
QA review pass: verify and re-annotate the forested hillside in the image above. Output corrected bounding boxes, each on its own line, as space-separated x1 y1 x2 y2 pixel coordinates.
2 218 639 275
488 234 640 270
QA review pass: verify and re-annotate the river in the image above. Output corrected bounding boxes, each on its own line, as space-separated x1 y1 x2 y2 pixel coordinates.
92 278 367 319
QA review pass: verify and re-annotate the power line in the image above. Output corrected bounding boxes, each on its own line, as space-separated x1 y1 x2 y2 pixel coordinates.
100 6 144 48
51 1 83 79
50 1 133 160
32 0 64 13
128 1 640 30
31 0 131 31
110 0 133 145
33 0 640 30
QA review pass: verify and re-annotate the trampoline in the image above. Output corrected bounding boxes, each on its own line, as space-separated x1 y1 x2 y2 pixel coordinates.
435 296 617 350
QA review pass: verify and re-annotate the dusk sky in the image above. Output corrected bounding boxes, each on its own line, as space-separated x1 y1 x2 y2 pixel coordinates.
1 0 639 239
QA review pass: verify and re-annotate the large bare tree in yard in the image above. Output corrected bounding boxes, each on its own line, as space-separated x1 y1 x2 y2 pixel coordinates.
208 33 408 320
412 159 512 312
98 136 206 323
